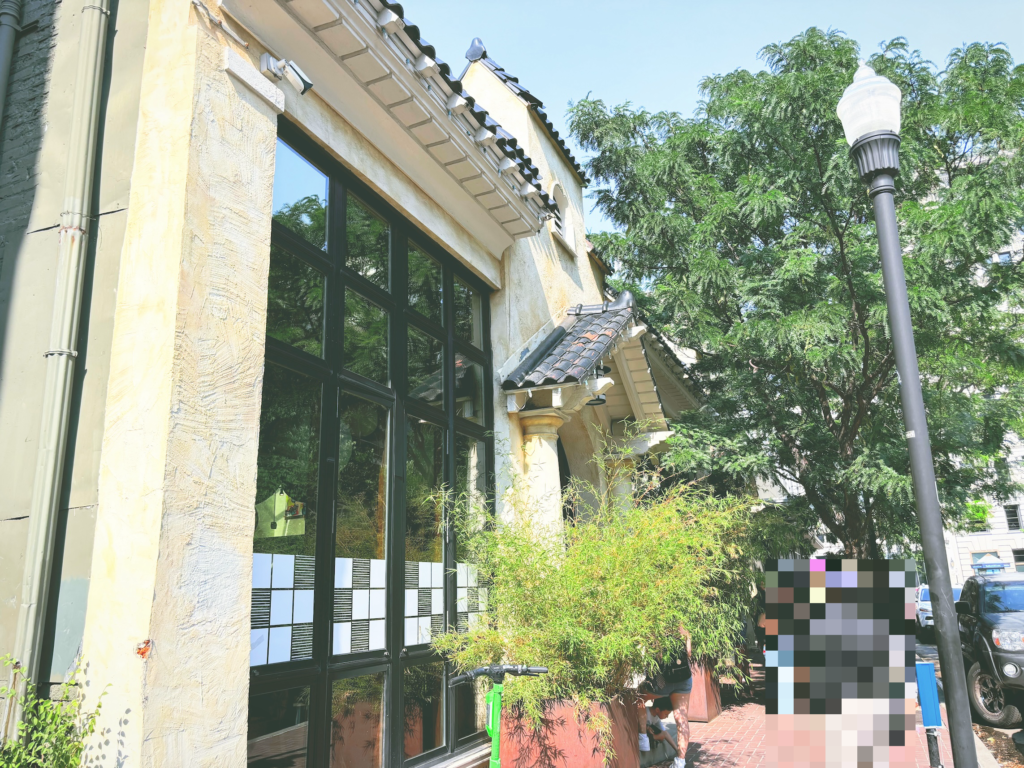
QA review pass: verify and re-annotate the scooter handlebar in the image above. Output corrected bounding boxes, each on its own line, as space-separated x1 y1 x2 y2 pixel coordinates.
447 664 549 686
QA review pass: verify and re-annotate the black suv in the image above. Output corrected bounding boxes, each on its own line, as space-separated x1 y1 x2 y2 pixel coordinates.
956 573 1024 726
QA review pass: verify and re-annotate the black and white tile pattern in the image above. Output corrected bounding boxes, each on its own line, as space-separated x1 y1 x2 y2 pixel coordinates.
333 557 386 654
250 553 315 667
405 560 444 645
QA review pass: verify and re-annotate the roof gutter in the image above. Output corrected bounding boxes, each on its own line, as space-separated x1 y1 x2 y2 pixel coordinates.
11 0 111 724
0 0 22 132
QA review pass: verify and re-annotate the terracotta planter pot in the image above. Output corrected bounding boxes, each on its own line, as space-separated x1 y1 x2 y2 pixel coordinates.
499 697 641 768
687 663 722 723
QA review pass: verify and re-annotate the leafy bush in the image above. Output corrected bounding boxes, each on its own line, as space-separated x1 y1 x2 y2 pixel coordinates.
0 655 102 768
433 453 808 726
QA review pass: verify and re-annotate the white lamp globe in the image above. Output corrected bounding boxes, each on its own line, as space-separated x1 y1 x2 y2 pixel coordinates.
836 62 902 146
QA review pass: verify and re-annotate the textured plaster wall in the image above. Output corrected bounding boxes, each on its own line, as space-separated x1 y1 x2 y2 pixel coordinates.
461 61 606 516
80 1 276 763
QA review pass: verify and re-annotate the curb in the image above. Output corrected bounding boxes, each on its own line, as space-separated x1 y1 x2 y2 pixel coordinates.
931 675 1001 768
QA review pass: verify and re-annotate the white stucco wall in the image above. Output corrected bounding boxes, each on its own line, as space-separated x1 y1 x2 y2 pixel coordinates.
80 4 279 763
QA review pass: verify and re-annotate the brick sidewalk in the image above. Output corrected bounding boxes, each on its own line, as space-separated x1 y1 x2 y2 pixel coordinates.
665 664 958 767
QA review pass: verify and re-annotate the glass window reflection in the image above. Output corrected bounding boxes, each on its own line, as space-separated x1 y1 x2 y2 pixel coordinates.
454 355 485 425
267 245 325 357
404 418 444 646
453 278 483 348
408 242 443 326
273 139 328 251
248 686 310 767
404 662 445 759
343 290 388 384
330 672 386 768
252 364 320 667
334 396 389 656
346 194 389 291
407 327 444 410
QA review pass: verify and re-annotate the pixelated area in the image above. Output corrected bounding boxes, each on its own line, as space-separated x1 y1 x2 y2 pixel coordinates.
763 559 917 768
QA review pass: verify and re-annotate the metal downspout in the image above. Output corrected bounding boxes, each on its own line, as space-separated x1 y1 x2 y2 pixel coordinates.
0 0 23 131
11 0 111 717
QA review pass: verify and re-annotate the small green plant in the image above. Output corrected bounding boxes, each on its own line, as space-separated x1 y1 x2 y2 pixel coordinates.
0 655 103 768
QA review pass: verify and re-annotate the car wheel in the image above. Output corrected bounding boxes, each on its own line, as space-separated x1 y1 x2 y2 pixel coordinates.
967 661 1023 727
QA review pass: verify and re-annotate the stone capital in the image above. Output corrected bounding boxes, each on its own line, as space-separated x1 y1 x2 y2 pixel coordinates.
518 409 566 440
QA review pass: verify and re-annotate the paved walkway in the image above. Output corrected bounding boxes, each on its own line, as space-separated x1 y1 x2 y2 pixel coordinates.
656 660 993 767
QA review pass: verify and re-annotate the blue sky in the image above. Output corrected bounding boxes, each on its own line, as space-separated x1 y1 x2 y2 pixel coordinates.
404 0 1024 233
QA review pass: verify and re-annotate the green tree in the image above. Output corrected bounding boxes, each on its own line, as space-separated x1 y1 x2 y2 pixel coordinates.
569 29 1024 556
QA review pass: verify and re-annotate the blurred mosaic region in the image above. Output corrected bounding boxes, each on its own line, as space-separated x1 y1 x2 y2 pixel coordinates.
764 558 917 768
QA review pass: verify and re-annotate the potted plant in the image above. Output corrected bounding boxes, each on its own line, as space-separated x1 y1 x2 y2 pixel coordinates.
434 458 806 767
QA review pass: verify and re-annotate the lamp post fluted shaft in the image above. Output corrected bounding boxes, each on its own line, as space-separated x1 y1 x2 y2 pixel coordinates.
866 163 977 768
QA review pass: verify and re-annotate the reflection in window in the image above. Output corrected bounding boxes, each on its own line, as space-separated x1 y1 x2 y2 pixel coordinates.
331 672 386 768
407 327 444 410
334 396 389 655
454 355 485 424
455 677 488 741
252 364 320 667
453 278 483 348
346 194 389 291
408 242 443 326
404 662 445 760
405 418 444 645
273 139 328 251
343 290 388 384
267 245 325 357
248 686 310 767
455 435 488 636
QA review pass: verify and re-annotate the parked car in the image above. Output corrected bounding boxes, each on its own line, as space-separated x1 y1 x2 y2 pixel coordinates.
956 573 1024 727
916 583 962 636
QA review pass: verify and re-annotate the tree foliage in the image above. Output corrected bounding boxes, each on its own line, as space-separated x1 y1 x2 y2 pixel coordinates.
569 29 1024 556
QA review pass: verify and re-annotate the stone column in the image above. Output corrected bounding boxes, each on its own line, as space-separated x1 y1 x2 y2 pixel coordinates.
79 6 281 765
606 456 634 511
518 411 565 531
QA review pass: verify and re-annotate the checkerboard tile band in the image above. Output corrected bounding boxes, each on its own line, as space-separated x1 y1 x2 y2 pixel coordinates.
250 553 315 666
456 562 486 633
333 557 386 655
405 560 445 644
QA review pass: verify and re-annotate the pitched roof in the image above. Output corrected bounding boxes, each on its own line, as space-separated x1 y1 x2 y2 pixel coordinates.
369 2 559 220
502 293 636 391
463 37 589 186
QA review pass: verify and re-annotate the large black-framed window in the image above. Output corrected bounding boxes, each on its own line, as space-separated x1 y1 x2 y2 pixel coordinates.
248 120 494 768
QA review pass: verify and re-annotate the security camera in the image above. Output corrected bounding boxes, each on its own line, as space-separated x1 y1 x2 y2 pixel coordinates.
260 53 314 95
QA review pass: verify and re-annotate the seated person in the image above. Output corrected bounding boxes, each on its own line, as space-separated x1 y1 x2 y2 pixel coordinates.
640 698 678 768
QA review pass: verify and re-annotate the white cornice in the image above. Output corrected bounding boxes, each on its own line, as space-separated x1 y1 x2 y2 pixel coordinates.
220 0 548 263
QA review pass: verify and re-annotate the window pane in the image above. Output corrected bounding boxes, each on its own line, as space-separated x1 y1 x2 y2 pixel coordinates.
404 417 444 646
334 395 389 656
455 435 488 635
408 327 444 410
455 677 487 741
403 662 445 759
330 672 386 768
346 194 389 290
453 278 483 348
251 364 320 667
267 245 325 357
248 686 310 767
408 242 442 325
454 355 485 425
273 139 328 251
344 290 388 384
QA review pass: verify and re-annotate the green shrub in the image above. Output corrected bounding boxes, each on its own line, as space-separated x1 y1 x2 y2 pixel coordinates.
434 455 808 727
0 655 102 768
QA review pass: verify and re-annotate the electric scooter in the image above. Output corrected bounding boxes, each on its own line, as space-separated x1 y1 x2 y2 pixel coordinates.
448 664 548 768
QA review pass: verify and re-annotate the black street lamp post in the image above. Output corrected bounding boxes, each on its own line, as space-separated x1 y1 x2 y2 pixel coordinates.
838 62 978 768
